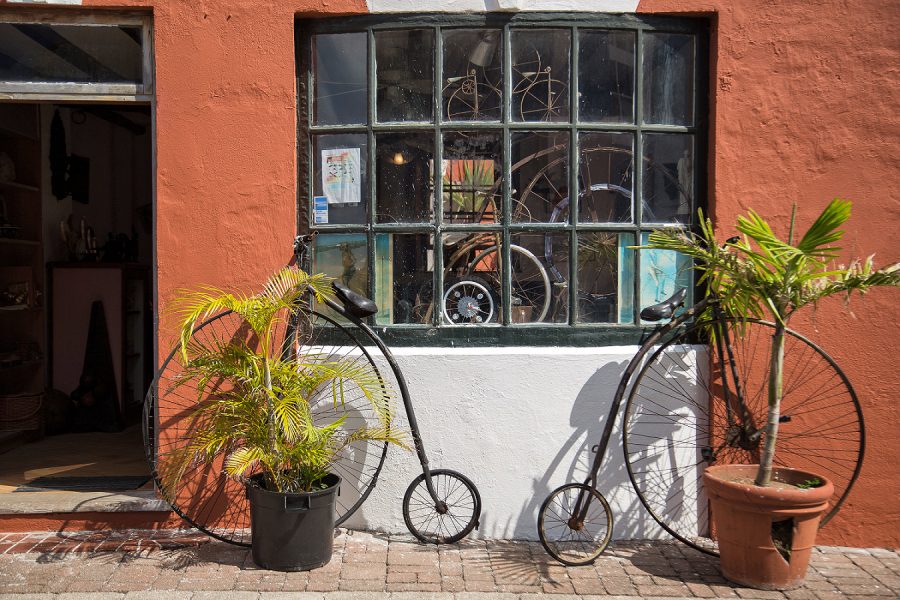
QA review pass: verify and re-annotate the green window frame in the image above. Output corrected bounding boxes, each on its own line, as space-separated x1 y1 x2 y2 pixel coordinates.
297 13 707 346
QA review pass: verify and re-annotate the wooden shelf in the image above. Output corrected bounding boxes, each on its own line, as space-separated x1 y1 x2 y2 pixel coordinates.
0 360 42 372
0 238 39 246
0 180 40 193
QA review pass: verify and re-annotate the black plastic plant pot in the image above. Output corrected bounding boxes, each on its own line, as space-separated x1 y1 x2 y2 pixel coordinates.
246 473 341 571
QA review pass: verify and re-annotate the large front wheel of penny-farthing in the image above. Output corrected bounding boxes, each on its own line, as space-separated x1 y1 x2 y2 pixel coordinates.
143 307 390 546
622 317 864 556
403 469 481 544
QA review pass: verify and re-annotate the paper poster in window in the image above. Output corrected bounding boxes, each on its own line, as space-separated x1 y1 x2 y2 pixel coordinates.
321 148 361 205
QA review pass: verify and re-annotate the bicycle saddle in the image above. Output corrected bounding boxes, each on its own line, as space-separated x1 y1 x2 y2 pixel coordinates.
331 281 378 318
640 288 688 322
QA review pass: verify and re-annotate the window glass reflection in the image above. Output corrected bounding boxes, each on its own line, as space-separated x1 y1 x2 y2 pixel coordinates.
442 29 502 121
375 233 433 325
642 133 693 224
376 132 434 223
313 33 367 125
442 132 502 225
376 29 434 122
579 29 635 123
643 33 695 126
511 29 570 122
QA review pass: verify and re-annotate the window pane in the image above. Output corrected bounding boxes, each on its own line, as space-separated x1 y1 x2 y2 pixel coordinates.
442 29 502 121
376 29 434 122
314 233 369 317
579 132 634 223
375 233 433 325
511 131 569 223
376 132 434 223
642 133 693 224
442 132 502 225
511 233 568 324
442 232 503 325
0 23 143 84
639 232 692 323
577 232 634 323
511 29 570 122
579 29 635 123
313 33 367 125
643 32 695 126
312 134 367 225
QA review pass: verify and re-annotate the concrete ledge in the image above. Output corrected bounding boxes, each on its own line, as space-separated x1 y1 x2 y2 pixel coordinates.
0 489 168 514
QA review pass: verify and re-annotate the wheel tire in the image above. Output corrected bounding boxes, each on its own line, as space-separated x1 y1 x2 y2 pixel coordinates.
442 275 498 325
402 469 482 544
538 483 613 566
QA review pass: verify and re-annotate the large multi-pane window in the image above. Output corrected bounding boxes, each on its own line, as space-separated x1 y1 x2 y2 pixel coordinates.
297 14 705 345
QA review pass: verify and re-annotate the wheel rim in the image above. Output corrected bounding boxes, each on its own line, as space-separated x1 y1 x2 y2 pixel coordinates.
623 317 864 556
403 469 481 544
538 483 613 565
442 278 495 324
465 243 552 323
144 307 390 545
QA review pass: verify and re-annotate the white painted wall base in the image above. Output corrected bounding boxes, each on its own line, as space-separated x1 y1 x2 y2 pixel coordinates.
366 1 640 13
343 346 670 541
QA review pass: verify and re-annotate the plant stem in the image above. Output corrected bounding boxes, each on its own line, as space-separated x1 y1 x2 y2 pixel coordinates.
756 322 785 486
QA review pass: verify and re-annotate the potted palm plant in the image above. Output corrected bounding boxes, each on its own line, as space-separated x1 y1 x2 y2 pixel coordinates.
645 198 899 589
159 267 407 571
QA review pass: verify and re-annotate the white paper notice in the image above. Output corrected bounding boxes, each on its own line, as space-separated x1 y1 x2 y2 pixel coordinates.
321 148 361 205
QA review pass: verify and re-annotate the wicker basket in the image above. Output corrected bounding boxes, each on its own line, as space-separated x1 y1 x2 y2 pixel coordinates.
0 392 43 431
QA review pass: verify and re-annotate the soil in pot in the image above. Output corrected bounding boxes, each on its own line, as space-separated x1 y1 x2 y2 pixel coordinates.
247 473 341 571
704 464 833 590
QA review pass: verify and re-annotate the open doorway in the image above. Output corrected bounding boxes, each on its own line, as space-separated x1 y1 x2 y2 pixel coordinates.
0 102 154 500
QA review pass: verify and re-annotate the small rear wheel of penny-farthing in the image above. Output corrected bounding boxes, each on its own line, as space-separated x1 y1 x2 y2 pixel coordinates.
538 483 613 566
403 469 482 544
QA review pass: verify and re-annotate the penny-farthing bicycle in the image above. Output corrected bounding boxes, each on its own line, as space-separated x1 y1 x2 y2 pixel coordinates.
536 287 865 564
143 236 482 546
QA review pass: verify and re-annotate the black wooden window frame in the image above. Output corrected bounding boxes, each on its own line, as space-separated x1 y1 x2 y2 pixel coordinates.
297 13 708 346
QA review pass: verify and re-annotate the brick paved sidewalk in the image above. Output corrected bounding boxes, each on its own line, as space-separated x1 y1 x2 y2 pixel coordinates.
0 529 897 598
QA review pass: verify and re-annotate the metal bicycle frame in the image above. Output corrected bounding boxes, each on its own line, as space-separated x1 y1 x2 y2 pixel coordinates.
568 295 745 524
293 235 444 506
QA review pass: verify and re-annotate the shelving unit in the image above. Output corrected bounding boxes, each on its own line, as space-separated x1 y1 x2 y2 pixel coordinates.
0 104 44 437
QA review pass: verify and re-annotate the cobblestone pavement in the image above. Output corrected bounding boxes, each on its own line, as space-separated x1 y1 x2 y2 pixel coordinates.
0 529 897 599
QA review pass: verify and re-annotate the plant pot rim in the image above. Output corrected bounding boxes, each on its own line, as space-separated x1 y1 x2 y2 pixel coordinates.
704 464 834 507
246 472 342 498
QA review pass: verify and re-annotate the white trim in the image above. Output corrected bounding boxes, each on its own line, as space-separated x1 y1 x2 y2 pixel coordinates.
5 1 84 5
366 0 640 13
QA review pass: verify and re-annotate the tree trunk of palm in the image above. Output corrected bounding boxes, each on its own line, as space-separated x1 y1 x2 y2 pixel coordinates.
756 323 785 487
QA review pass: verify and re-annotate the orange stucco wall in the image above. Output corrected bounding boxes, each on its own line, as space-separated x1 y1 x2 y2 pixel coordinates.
637 0 900 547
1 0 895 546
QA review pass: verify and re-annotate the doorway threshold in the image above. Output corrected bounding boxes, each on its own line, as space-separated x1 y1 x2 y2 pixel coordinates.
0 489 167 514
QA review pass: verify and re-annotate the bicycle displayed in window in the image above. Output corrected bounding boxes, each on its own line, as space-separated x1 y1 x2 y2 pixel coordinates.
425 140 692 326
536 287 864 564
143 235 482 546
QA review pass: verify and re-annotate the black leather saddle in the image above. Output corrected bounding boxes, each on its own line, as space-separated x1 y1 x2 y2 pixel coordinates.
331 281 378 318
639 288 688 322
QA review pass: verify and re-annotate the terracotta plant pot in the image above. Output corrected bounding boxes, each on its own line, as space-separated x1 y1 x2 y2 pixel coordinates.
703 464 833 590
